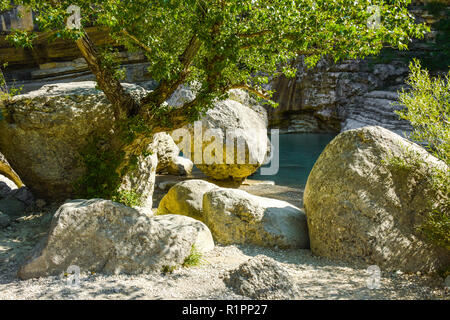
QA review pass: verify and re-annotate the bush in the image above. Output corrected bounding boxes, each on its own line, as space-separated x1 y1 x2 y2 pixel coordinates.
396 60 450 249
0 63 23 102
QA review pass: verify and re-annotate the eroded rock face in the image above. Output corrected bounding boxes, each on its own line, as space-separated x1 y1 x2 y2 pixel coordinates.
0 82 153 202
158 180 219 222
202 188 309 249
17 199 214 279
267 5 447 135
223 255 298 299
341 90 412 137
304 126 450 273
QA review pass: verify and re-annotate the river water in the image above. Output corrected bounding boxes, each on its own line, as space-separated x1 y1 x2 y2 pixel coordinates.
251 133 337 188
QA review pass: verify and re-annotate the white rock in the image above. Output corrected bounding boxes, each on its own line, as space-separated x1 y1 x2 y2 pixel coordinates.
202 188 309 248
18 199 214 279
167 156 193 176
149 132 180 173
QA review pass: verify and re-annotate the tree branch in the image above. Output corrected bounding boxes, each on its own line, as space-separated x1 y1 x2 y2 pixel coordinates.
75 31 140 120
236 30 271 38
140 34 201 108
121 29 153 56
229 84 272 100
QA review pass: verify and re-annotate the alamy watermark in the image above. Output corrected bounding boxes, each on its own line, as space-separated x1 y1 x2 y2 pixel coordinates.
66 265 80 288
366 265 381 289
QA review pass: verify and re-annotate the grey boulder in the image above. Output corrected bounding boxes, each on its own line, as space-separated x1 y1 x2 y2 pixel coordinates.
17 199 214 279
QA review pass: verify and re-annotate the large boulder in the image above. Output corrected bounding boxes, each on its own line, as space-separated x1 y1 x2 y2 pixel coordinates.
17 199 214 279
170 87 269 181
0 82 156 204
304 126 450 273
202 188 309 248
224 255 298 299
187 99 269 181
227 89 268 126
157 180 219 221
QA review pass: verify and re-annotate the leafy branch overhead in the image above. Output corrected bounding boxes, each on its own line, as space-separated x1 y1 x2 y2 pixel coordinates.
1 0 428 131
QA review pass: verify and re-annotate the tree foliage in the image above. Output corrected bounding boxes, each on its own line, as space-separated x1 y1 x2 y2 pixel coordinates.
397 59 450 164
397 60 449 250
1 0 428 122
0 0 430 200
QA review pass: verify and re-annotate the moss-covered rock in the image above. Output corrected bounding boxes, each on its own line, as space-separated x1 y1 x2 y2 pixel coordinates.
304 126 450 273
0 81 156 205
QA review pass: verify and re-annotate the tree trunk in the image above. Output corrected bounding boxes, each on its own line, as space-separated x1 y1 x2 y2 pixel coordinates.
0 68 7 94
75 33 140 120
73 30 202 202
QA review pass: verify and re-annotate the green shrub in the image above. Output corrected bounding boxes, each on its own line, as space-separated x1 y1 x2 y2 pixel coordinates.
397 59 449 164
396 60 450 249
1 63 23 102
111 189 143 207
160 245 204 274
182 245 203 268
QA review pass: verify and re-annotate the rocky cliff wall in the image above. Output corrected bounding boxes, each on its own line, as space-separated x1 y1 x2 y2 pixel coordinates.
268 2 450 136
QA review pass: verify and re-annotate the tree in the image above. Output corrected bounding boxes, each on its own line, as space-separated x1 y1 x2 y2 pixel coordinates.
0 0 428 199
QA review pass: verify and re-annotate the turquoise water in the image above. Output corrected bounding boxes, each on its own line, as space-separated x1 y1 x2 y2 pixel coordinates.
251 133 337 188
